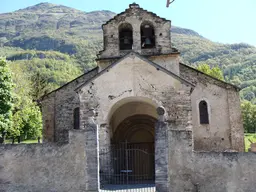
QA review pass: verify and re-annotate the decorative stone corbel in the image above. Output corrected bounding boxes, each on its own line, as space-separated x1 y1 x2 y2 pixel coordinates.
157 106 166 122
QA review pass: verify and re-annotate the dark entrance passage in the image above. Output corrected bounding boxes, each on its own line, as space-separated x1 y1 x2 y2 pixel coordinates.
100 114 156 191
100 142 154 185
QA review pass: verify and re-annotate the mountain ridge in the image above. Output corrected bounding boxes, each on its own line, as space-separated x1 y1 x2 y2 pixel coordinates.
15 2 83 13
0 2 203 39
2 2 256 46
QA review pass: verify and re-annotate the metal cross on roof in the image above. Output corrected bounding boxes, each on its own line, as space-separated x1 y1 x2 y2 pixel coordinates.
166 0 175 7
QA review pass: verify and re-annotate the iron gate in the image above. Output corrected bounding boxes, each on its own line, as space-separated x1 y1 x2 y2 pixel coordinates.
100 142 155 191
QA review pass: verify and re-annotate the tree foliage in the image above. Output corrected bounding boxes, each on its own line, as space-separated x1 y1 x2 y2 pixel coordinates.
30 72 49 102
241 101 256 133
9 63 42 140
196 64 224 80
0 58 14 142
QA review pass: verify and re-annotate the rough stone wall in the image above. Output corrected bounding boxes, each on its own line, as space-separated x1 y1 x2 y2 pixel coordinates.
227 88 245 151
168 130 194 191
180 64 244 151
41 68 98 143
0 130 89 192
41 92 55 142
168 129 256 192
149 54 180 76
193 152 256 192
98 4 172 59
78 53 193 154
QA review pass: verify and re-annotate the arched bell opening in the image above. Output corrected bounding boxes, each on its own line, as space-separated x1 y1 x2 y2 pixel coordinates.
141 21 156 49
119 23 133 50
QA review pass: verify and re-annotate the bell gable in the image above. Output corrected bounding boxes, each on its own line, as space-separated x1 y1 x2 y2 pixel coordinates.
98 3 175 59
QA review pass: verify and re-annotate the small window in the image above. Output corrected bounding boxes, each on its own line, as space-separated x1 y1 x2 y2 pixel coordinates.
141 22 155 49
199 100 209 124
74 107 80 129
119 23 133 50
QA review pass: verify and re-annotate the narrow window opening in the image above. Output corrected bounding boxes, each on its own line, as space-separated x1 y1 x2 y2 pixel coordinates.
119 23 133 50
199 100 209 124
74 107 80 129
141 22 155 49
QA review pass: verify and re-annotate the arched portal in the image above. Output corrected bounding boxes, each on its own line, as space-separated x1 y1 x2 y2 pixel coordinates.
113 114 155 144
100 98 157 185
112 114 156 182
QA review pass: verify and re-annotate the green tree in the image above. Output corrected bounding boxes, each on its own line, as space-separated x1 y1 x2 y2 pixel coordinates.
12 101 42 140
230 76 242 87
9 63 42 141
30 72 49 102
0 58 14 143
241 101 256 133
196 64 224 81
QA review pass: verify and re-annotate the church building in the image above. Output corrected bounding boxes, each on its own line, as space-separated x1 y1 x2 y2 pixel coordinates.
41 3 245 191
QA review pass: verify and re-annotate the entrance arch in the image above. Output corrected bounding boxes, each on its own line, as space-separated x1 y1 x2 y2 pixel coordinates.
112 114 156 182
100 97 157 186
109 98 157 146
112 114 155 143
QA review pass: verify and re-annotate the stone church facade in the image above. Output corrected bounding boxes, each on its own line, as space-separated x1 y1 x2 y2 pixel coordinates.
42 3 244 152
1 3 256 192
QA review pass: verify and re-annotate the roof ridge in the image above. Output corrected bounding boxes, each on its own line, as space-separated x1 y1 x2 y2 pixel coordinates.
102 3 170 28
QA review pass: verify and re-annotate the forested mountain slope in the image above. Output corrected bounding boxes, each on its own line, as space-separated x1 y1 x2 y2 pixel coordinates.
0 2 256 103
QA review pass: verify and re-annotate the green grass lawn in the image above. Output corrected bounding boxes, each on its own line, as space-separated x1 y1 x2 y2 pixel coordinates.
244 133 256 152
5 139 38 144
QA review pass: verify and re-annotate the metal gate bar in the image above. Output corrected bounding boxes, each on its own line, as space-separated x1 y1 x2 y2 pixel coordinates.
100 142 155 191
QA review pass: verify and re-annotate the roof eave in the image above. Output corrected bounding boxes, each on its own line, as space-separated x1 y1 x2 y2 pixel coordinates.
179 62 241 91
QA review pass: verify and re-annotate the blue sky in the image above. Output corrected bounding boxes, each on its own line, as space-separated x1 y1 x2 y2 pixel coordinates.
1 0 256 46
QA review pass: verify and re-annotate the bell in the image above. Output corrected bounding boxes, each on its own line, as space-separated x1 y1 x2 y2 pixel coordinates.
145 37 151 45
124 37 130 44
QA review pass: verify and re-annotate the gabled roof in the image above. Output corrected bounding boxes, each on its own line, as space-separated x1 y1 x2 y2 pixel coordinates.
179 62 240 91
41 67 98 100
75 51 195 92
102 3 171 28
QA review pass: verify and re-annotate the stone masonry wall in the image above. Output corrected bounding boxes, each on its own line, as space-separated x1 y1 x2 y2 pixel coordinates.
0 130 89 192
41 92 55 142
180 63 244 151
227 88 245 151
41 68 98 143
78 54 193 154
149 54 180 76
168 129 256 192
98 4 172 59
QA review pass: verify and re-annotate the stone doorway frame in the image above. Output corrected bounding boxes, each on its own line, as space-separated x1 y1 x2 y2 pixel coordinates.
83 97 169 192
101 98 169 191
